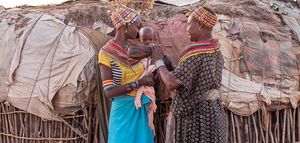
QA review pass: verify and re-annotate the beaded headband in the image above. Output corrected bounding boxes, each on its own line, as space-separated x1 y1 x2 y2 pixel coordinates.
111 4 139 29
190 6 217 28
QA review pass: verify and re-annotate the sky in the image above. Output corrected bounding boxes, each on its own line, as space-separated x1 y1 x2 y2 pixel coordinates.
0 0 68 8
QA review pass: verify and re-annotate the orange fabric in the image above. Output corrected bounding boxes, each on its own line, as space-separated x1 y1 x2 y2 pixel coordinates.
102 80 113 84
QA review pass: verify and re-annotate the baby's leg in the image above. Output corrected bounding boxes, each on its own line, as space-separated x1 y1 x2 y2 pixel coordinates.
148 109 155 136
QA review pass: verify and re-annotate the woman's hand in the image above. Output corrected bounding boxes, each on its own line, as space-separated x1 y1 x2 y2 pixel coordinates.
151 44 164 61
138 75 155 86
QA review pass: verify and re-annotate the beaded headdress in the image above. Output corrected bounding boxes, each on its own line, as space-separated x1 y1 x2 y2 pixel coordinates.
190 6 217 28
111 4 139 29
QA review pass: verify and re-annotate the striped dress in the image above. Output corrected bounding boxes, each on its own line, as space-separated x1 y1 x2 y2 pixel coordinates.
98 40 154 143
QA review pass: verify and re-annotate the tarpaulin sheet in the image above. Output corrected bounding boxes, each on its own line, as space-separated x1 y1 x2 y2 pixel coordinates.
144 14 190 65
0 13 109 121
229 18 299 76
221 69 300 116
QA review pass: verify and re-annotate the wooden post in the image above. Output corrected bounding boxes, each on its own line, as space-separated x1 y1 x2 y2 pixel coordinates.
252 115 259 143
231 112 237 143
234 115 242 143
282 110 287 143
287 110 291 143
292 109 296 143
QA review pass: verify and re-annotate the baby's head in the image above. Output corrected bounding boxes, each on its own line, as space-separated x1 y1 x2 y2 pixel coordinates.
139 26 155 45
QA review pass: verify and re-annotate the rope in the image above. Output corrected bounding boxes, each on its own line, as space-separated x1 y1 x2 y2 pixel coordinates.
0 111 26 115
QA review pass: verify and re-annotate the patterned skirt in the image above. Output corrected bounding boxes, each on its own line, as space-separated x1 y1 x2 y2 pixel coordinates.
175 100 228 143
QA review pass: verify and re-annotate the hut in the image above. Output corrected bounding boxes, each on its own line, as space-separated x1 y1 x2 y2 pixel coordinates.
0 0 300 143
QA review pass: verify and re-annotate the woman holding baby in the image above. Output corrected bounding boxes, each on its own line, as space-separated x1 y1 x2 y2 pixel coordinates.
98 5 155 143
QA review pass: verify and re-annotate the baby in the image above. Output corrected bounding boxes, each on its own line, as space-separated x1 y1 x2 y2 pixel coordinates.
134 27 175 136
139 26 155 46
135 26 157 135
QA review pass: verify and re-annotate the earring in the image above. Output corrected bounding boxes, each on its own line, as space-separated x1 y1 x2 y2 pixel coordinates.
125 29 128 34
198 28 203 32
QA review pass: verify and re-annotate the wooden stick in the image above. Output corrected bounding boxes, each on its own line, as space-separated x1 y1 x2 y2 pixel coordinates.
1 104 6 143
13 106 18 143
93 113 99 143
275 110 279 143
298 108 300 141
20 111 25 143
0 105 5 143
279 110 282 143
29 113 32 143
5 105 10 143
248 116 252 143
53 120 56 141
7 105 13 143
282 109 287 143
62 115 85 119
2 103 10 143
38 116 43 139
251 114 259 143
0 105 2 143
71 118 75 142
66 118 70 143
292 109 296 143
287 109 291 143
87 105 93 143
54 120 58 142
11 106 16 143
60 121 63 141
66 119 70 143
63 120 66 143
265 112 269 143
39 118 43 143
258 110 266 143
35 116 40 139
48 120 51 143
25 114 29 142
234 115 242 143
4 105 9 143
44 119 48 140
48 121 51 142
6 105 13 143
231 112 237 143
269 115 274 143
53 120 59 140
62 120 65 142
245 117 249 143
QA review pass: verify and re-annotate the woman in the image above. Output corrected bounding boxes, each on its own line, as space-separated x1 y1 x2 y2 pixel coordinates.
152 6 228 143
98 5 155 143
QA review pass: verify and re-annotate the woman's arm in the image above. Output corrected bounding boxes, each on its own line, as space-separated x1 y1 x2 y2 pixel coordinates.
157 66 180 91
151 45 180 91
100 65 133 98
100 65 155 98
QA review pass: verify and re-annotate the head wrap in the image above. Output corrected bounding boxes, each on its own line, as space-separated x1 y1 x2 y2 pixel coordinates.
190 6 217 28
111 5 139 29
